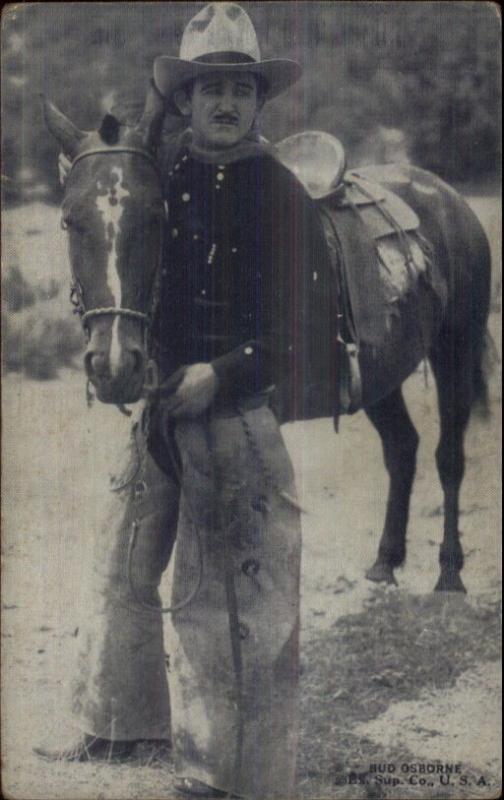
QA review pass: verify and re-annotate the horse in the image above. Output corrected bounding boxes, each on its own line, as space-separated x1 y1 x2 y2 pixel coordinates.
43 88 166 405
43 89 492 594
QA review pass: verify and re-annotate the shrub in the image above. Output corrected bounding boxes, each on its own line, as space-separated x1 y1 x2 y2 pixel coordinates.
2 264 36 312
2 283 84 380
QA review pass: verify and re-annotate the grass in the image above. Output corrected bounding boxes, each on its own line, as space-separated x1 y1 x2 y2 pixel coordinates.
296 589 501 799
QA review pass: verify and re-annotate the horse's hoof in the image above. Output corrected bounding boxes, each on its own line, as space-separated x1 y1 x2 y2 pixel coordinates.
366 562 397 585
434 573 467 593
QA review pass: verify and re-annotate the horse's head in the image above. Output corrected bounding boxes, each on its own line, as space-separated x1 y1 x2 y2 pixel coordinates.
43 88 166 404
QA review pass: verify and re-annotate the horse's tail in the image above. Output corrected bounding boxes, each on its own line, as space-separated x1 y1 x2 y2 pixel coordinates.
471 329 496 419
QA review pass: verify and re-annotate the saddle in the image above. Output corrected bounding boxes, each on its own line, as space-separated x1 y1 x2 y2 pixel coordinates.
276 132 433 348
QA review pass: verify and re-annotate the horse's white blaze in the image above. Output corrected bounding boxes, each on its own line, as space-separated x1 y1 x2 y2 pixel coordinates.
109 317 122 376
96 167 130 376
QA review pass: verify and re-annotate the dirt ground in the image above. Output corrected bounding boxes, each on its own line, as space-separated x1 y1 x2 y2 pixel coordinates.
1 195 501 799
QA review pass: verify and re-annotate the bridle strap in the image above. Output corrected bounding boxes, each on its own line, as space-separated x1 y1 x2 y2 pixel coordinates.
66 146 163 331
82 307 150 326
69 146 159 176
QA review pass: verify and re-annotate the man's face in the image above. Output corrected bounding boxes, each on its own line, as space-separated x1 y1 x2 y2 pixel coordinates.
184 72 260 149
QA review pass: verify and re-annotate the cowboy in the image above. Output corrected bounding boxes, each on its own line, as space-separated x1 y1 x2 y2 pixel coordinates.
37 4 334 798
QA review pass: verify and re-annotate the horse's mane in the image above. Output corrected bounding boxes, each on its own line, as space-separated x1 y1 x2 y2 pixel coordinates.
111 93 184 133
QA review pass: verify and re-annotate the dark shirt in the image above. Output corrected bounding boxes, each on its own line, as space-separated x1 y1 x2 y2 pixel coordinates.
153 145 335 421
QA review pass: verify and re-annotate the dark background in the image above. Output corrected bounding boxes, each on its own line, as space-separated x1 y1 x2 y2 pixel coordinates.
2 1 501 203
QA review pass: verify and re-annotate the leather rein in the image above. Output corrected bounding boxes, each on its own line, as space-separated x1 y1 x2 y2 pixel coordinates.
63 146 164 338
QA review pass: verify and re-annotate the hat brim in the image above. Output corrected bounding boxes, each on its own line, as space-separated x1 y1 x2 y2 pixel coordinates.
154 56 302 115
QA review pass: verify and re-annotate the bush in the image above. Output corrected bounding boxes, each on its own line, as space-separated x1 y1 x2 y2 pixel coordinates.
2 274 84 380
2 264 36 311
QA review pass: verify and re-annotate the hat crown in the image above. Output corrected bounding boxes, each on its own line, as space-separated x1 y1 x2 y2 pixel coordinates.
180 3 261 63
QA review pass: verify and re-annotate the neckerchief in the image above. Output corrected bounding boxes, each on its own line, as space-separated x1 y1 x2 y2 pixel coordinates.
186 129 275 164
164 127 276 168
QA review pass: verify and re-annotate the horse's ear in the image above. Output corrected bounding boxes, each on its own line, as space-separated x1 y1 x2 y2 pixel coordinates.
41 96 85 159
135 80 166 152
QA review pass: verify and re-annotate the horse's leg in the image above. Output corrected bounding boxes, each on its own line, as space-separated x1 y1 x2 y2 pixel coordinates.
429 346 472 593
365 388 419 585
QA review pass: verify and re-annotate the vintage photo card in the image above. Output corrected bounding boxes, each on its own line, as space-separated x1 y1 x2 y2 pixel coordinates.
2 2 501 798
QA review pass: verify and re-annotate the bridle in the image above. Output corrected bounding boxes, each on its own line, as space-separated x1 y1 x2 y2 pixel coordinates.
63 146 165 339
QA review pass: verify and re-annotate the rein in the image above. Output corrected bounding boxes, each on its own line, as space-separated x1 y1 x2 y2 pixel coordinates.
64 146 164 337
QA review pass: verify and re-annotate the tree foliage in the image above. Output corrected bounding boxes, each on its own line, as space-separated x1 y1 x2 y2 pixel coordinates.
1 1 500 202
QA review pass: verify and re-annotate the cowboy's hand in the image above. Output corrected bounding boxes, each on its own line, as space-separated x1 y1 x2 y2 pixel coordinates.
58 153 71 186
161 363 219 418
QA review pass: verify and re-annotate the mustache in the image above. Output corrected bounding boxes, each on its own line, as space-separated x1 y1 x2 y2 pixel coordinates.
212 112 239 125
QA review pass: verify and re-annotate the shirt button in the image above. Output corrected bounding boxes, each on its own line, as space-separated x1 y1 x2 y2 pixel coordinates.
244 346 254 355
193 234 199 240
231 247 238 253
171 228 178 238
182 192 190 202
216 172 225 181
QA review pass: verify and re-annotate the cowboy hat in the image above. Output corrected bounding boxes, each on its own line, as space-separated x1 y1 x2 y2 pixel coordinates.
154 2 302 115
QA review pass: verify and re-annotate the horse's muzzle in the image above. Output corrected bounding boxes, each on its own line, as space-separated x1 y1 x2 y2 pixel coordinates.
84 345 146 404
